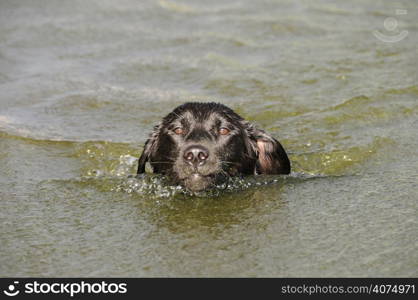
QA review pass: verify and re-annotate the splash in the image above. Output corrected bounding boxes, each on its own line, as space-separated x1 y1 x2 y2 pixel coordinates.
110 172 319 199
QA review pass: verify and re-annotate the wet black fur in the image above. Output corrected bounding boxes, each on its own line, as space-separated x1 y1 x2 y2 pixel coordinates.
137 102 290 191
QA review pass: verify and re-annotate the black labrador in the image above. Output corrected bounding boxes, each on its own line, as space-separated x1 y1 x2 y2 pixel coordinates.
137 102 290 191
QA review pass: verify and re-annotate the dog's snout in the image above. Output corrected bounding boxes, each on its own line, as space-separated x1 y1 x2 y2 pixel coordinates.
183 145 209 167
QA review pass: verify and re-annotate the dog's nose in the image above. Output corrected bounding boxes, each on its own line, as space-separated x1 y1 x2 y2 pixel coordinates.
183 145 209 167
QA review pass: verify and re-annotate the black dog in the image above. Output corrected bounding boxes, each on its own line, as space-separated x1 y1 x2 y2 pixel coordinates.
137 102 290 191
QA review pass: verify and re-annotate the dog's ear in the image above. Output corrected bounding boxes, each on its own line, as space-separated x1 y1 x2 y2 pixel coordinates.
244 122 291 175
137 123 161 174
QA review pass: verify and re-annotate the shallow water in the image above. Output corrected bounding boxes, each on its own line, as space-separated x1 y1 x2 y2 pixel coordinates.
1 0 417 277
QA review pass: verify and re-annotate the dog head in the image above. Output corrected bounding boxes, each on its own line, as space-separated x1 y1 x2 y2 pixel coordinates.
137 102 290 191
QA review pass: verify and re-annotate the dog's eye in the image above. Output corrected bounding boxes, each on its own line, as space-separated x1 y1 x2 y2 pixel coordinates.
219 127 230 135
174 127 184 135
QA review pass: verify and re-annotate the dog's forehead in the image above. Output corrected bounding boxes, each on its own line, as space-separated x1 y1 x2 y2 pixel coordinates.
163 103 243 127
184 109 223 123
170 109 228 125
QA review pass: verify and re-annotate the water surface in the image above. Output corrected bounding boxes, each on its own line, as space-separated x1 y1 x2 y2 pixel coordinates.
0 0 417 276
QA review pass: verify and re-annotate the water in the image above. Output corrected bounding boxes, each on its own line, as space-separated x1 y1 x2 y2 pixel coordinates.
0 0 417 277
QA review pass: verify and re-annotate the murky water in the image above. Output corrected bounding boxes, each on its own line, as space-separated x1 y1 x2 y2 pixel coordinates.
1 0 417 277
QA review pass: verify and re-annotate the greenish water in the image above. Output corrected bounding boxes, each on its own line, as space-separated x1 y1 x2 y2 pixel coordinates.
0 0 417 277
